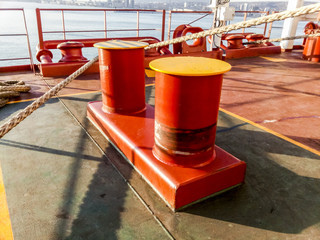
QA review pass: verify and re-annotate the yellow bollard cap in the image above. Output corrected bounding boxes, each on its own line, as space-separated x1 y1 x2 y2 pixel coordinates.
149 56 231 76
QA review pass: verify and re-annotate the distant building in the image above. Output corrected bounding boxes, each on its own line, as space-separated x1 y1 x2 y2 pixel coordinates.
129 0 134 8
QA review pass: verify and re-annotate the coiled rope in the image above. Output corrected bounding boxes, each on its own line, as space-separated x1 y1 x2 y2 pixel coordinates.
145 3 320 50
0 81 31 108
0 2 320 138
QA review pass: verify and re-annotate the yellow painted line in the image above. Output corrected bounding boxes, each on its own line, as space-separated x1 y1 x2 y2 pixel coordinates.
0 165 14 240
260 56 287 62
219 107 320 157
58 90 101 98
7 98 37 104
145 69 155 78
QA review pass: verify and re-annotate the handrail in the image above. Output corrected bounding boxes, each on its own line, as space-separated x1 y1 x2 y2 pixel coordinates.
0 9 35 72
0 8 286 68
36 8 166 49
166 10 272 40
41 28 160 34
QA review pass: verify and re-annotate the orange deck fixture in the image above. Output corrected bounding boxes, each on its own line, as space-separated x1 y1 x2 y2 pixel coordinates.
93 40 148 114
87 41 246 211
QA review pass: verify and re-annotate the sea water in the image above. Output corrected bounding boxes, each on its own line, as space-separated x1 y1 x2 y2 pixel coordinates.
0 1 305 67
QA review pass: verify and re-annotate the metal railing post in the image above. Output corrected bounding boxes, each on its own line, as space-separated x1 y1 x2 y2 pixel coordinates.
242 12 247 33
161 9 166 41
22 9 35 73
61 10 66 40
267 11 276 38
167 11 172 40
104 10 107 38
263 11 269 36
36 8 44 49
136 11 140 37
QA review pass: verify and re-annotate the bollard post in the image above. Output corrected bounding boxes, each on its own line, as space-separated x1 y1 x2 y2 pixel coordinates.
87 54 246 211
94 40 148 114
57 41 87 62
150 57 231 167
225 34 245 49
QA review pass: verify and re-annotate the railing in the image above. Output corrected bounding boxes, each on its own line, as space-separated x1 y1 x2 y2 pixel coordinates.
0 8 283 69
166 10 273 40
36 8 166 50
236 10 275 38
0 8 35 71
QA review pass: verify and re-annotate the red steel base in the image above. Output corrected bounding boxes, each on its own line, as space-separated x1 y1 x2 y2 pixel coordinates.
87 101 246 211
223 45 281 59
39 61 100 77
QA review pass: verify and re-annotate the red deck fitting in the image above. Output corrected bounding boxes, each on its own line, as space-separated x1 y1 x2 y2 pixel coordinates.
220 33 281 59
88 44 246 210
57 41 87 62
87 102 246 211
94 40 148 114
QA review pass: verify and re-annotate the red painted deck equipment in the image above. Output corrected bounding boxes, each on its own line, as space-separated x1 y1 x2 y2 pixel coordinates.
221 33 281 59
303 22 320 63
87 40 246 211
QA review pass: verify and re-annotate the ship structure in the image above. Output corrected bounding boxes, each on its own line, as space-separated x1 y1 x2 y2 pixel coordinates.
0 0 320 239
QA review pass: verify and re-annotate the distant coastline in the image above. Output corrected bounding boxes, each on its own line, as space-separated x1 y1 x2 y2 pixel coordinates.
2 0 318 11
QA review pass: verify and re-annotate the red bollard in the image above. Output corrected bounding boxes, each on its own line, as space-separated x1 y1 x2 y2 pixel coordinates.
150 57 231 167
303 30 320 63
181 27 207 54
94 40 148 114
246 34 265 47
87 54 246 210
36 49 53 64
57 41 87 62
225 34 245 49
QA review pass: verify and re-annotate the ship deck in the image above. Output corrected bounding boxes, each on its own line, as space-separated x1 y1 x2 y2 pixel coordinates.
1 51 320 240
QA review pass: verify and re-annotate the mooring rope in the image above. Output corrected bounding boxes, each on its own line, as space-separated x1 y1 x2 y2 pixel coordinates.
0 56 98 138
0 81 31 108
244 32 320 45
145 3 320 50
0 3 319 138
0 85 31 93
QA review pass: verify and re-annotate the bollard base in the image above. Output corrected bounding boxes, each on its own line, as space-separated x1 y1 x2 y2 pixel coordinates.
87 101 246 211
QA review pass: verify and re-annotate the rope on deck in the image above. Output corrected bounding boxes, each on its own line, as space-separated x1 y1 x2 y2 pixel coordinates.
0 81 31 108
244 32 320 45
0 85 31 93
145 2 320 50
0 56 99 138
0 3 319 138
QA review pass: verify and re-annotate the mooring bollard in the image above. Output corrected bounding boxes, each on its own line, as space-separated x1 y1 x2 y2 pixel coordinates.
87 53 246 211
94 40 148 114
57 41 87 62
149 56 231 167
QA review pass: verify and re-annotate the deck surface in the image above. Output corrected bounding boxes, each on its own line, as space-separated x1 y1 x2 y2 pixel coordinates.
0 51 320 240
